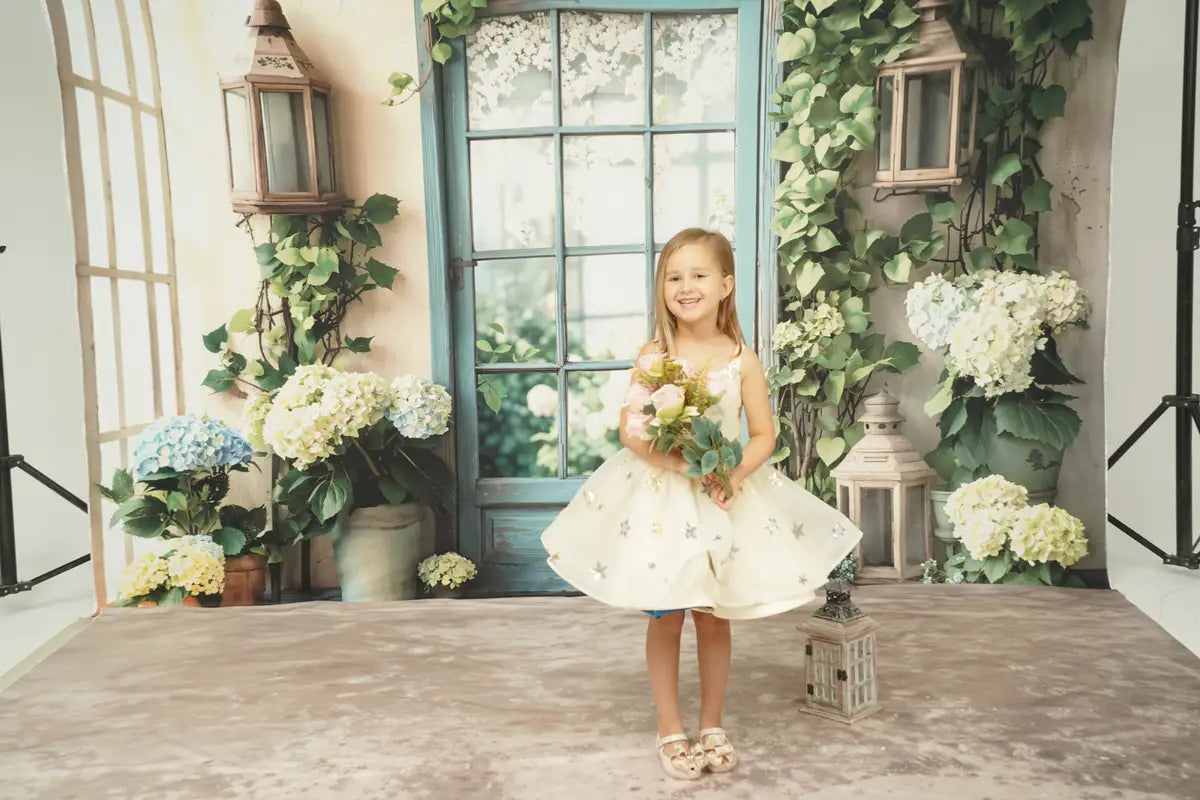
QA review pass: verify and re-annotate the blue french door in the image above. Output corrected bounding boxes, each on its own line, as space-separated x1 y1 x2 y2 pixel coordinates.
443 0 763 594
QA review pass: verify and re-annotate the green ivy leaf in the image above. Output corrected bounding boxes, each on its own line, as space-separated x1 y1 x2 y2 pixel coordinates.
890 3 920 27
778 28 817 61
1022 178 1053 212
994 218 1034 256
810 227 840 252
926 195 959 223
816 436 846 466
881 340 920 372
900 213 932 244
365 258 399 290
925 378 954 417
1031 84 1067 120
838 84 873 114
795 261 824 298
965 246 994 272
989 153 1023 185
345 336 374 353
202 369 236 393
824 371 846 405
883 252 913 283
276 247 307 267
229 308 255 335
431 42 452 64
361 193 400 224
203 325 228 354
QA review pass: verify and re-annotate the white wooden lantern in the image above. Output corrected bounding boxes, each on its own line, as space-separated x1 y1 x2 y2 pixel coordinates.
831 391 936 582
874 0 980 189
798 580 881 724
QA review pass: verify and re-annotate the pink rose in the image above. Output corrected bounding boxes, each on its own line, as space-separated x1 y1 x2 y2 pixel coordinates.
650 383 685 421
625 411 652 440
624 380 653 413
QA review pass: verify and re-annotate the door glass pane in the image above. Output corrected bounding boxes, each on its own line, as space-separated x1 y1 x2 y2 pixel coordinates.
90 278 119 431
561 12 645 126
467 13 553 130
141 113 169 273
567 370 629 476
653 132 736 244
62 0 94 80
90 0 129 94
902 70 952 171
566 254 646 362
313 91 335 193
121 0 155 100
652 14 737 124
261 91 312 193
474 257 557 364
859 487 895 568
470 138 555 251
155 283 177 413
479 373 558 478
76 89 109 266
118 279 153 425
563 135 644 247
877 75 894 172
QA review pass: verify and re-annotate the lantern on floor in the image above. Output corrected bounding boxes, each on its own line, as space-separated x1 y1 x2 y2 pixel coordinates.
831 391 935 582
874 0 980 189
221 0 348 214
797 580 881 724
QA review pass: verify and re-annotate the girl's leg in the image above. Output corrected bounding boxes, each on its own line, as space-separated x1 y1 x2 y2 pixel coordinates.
692 610 731 729
645 611 687 736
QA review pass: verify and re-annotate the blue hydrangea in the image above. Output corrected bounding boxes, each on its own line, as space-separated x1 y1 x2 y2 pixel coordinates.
131 414 254 480
387 375 452 440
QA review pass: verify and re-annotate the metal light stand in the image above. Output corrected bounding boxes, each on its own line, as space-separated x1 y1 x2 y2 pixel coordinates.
1108 0 1200 571
0 244 92 598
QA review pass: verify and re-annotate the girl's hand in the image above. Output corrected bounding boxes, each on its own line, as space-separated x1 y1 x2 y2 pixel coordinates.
704 470 744 510
661 450 688 474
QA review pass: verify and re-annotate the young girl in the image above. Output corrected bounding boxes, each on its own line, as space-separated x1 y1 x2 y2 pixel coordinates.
540 228 863 781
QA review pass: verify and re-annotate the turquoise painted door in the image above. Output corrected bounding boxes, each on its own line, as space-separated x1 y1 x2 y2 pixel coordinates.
443 0 764 595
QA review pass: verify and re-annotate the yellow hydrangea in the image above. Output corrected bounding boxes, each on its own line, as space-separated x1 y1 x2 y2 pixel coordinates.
165 535 226 596
418 552 478 590
116 551 169 600
1009 504 1088 567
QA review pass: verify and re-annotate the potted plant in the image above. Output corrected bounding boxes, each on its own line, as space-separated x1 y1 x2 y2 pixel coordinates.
256 364 455 601
922 474 1088 587
418 552 478 598
904 269 1090 542
112 534 226 607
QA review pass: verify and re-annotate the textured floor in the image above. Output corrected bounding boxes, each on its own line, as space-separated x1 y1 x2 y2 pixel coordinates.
2 585 1198 799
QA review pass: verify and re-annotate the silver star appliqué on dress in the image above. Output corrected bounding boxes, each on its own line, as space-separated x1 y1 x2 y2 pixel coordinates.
798 575 809 587
619 520 630 537
651 522 663 535
766 518 780 535
548 553 560 564
647 472 663 493
682 522 698 539
792 522 806 540
647 562 656 571
832 522 847 539
768 472 782 487
723 544 740 564
592 562 607 580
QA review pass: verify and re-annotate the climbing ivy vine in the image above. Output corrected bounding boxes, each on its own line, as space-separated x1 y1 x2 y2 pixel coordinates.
385 0 489 106
768 0 928 501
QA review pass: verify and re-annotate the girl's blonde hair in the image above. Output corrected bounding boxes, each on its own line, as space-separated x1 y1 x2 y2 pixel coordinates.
651 227 745 355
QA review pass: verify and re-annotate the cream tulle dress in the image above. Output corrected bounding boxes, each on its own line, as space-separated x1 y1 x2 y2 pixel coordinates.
540 349 863 620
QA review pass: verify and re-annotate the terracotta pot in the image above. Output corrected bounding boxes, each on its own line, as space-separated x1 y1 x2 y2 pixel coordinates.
222 553 268 606
182 594 202 607
137 599 157 608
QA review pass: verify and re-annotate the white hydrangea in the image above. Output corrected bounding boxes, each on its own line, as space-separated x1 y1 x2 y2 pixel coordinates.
388 375 453 440
1040 271 1091 330
1009 504 1089 567
956 519 1009 560
945 474 1028 529
948 294 1044 397
772 302 845 360
905 273 973 350
418 552 478 590
263 365 391 469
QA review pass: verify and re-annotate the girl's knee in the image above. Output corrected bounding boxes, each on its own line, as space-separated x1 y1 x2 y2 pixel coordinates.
649 611 686 635
691 611 729 633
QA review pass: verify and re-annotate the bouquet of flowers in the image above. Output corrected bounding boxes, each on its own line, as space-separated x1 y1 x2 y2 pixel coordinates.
114 534 226 606
418 552 478 592
624 353 743 498
938 474 1088 586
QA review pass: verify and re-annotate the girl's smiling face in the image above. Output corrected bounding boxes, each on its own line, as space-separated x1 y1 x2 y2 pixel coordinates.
663 243 734 326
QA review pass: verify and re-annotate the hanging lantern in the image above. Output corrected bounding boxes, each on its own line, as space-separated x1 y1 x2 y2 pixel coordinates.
221 0 348 214
831 391 936 582
797 579 881 724
874 0 980 189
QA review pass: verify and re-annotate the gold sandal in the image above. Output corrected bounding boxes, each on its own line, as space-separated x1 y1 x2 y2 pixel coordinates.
696 727 738 773
656 733 703 780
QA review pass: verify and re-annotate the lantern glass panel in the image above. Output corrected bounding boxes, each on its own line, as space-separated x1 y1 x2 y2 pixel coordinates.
877 75 895 172
902 69 952 171
224 87 255 193
858 487 894 568
958 66 977 161
837 483 851 516
261 90 313 193
313 90 334 194
905 484 928 567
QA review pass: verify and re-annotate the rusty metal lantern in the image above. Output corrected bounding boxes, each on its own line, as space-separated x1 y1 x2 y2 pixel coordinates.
831 391 936 582
221 0 348 214
874 0 981 189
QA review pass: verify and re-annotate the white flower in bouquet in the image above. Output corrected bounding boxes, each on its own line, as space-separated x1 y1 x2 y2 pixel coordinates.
418 552 478 590
164 535 225 596
905 273 974 351
263 365 391 469
945 475 1028 529
1009 504 1089 567
388 375 452 440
